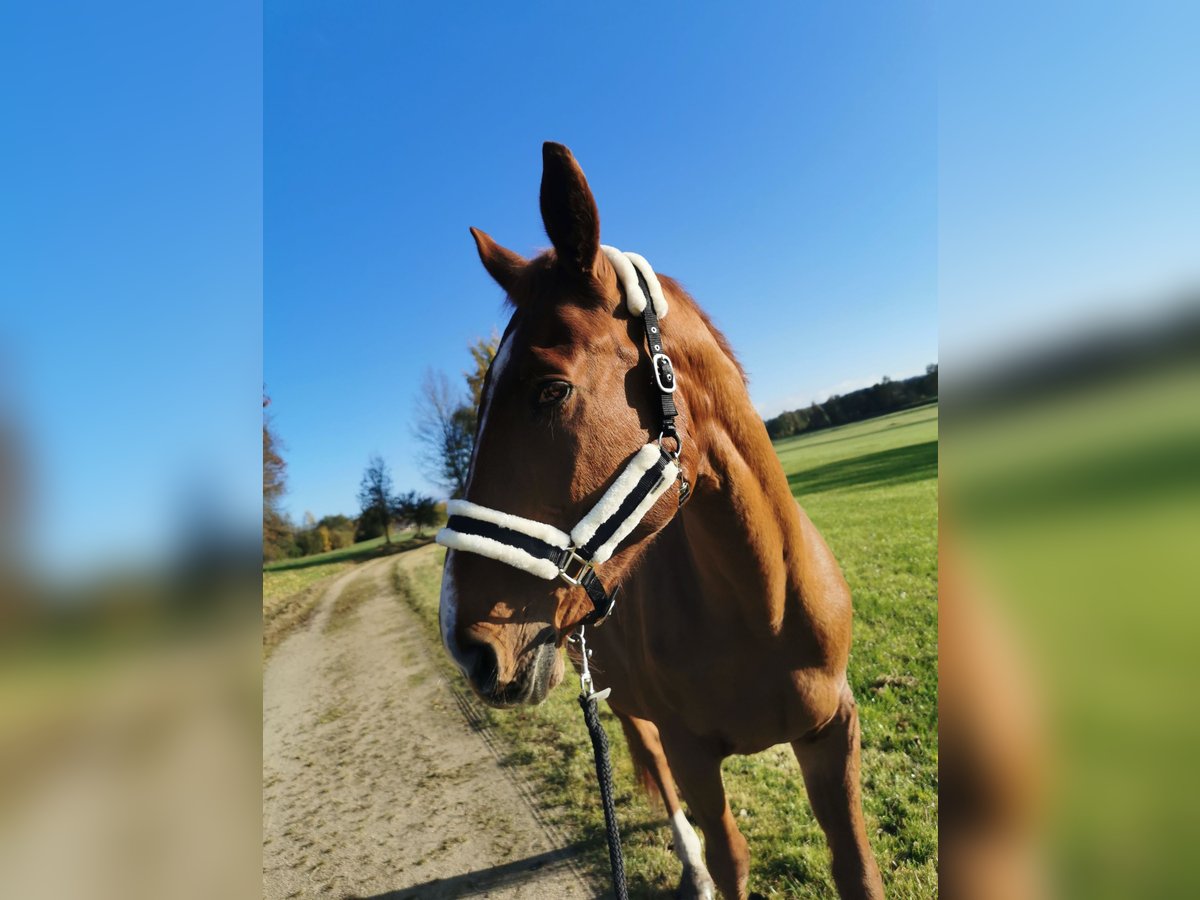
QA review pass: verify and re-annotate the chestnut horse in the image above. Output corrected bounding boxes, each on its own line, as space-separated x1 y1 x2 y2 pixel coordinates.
438 143 884 899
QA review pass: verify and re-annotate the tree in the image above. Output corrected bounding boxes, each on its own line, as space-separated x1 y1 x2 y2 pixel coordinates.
760 366 938 443
414 370 475 498
465 331 500 411
357 455 396 544
414 335 499 499
411 495 440 536
354 514 384 543
317 525 333 553
263 393 291 561
393 490 440 537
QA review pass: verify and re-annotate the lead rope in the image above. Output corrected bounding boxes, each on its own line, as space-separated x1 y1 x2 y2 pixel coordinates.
572 626 629 899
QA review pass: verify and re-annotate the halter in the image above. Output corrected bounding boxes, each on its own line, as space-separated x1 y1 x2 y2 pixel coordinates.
436 246 685 629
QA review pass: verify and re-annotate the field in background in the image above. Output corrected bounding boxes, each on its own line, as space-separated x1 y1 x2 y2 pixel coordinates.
262 403 938 895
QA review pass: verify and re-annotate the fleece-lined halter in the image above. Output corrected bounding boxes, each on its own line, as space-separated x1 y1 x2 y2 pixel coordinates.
436 246 684 628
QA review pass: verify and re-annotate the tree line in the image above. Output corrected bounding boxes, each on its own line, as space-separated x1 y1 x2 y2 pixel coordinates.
764 364 937 441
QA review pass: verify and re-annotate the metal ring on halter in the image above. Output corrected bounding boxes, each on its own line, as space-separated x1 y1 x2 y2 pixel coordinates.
556 548 594 586
657 430 682 460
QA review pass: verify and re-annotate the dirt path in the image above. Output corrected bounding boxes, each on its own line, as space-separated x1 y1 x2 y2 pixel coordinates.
263 546 597 899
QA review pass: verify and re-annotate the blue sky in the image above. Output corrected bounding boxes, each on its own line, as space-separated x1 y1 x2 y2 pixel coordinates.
2 1 261 575
6 2 1194 570
939 2 1199 369
265 1 938 521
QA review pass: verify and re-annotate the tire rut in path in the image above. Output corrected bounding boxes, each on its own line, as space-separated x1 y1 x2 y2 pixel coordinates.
263 548 598 899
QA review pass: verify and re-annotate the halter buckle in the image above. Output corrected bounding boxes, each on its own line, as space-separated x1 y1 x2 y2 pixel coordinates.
557 548 594 586
651 352 677 393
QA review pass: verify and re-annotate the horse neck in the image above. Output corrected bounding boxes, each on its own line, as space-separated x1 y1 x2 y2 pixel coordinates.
663 302 809 630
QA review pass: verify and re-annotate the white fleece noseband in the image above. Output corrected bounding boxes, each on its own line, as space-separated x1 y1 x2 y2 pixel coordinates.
437 500 569 580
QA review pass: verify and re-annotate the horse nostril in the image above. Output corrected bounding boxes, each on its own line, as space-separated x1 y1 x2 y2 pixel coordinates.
461 639 499 695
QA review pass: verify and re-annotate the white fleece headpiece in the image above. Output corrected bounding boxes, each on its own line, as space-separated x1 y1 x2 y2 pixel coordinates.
601 245 668 318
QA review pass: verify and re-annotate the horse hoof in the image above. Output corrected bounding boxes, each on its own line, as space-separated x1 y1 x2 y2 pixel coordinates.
675 866 716 900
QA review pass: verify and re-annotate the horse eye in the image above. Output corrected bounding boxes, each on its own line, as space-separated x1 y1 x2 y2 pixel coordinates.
536 380 572 407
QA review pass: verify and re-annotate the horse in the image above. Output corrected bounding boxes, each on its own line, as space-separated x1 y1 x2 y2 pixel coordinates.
436 142 885 899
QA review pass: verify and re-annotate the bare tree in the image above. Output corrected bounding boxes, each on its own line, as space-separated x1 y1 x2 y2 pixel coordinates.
413 370 474 498
413 335 499 499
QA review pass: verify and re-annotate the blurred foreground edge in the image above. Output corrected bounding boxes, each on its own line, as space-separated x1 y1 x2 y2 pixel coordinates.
940 293 1200 898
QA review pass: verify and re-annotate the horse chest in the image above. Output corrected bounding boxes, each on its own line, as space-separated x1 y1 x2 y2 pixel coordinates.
595 612 827 751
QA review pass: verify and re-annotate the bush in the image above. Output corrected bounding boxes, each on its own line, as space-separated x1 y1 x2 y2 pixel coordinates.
292 528 324 557
354 512 385 543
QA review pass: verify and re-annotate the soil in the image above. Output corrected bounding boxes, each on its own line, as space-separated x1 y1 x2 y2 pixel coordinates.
262 547 598 899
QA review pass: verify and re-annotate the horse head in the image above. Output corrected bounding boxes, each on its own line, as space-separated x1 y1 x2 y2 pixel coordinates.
438 143 691 707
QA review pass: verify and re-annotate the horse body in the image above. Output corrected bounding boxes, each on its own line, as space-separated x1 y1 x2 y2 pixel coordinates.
439 143 884 899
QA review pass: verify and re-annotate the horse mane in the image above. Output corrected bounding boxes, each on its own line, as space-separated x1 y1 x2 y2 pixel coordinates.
657 273 748 387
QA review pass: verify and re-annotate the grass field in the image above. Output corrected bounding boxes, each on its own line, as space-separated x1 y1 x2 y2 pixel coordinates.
385 403 939 897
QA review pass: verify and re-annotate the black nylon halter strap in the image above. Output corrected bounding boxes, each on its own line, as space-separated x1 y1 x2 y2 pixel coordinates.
576 569 619 626
635 269 679 446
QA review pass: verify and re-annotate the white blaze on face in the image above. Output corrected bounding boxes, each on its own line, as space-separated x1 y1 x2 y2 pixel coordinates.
443 332 514 676
670 808 706 873
466 331 513 491
438 556 469 676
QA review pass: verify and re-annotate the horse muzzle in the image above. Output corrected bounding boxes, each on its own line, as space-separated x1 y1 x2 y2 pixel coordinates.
459 636 562 708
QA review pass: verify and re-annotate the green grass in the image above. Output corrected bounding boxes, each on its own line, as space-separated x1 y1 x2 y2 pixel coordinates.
264 531 409 571
390 404 939 898
774 404 938 896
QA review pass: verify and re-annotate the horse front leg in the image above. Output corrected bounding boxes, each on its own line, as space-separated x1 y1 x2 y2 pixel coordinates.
616 712 716 900
658 728 750 900
791 685 885 899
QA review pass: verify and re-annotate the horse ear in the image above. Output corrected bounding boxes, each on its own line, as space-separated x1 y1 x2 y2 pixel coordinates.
539 142 600 277
470 227 527 294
